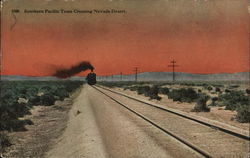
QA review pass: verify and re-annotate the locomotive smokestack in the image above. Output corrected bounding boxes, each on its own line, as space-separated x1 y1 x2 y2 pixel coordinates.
53 61 94 78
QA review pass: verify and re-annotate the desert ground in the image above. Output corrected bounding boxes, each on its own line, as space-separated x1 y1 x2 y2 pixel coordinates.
2 84 249 158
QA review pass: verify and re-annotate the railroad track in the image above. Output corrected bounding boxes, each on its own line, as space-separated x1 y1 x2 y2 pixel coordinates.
93 85 249 158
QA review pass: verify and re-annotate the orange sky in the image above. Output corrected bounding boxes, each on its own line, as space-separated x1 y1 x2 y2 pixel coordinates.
1 0 249 76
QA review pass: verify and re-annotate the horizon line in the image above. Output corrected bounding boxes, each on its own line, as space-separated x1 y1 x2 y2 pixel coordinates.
1 71 249 77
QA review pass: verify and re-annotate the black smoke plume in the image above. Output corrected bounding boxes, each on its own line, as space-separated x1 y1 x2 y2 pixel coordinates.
53 61 94 78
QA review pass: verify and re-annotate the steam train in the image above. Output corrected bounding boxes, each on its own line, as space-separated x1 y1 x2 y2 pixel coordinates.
86 72 97 85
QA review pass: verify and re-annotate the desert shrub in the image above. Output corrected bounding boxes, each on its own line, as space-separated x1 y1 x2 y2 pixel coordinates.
26 87 38 96
123 87 130 90
137 82 150 85
219 91 249 110
64 81 83 92
168 88 199 103
52 87 69 101
137 86 150 95
209 97 218 106
0 81 83 132
225 89 231 93
39 94 56 106
129 86 139 91
198 89 202 93
215 87 221 93
120 84 162 100
0 102 33 132
212 84 224 88
0 119 29 131
148 86 161 100
180 83 192 86
246 89 250 95
24 119 33 125
192 94 210 112
0 132 11 153
39 86 52 93
0 101 30 120
159 87 170 94
99 81 138 88
206 86 213 91
236 105 250 123
28 96 41 106
201 83 208 87
135 86 161 100
18 87 27 95
168 90 181 102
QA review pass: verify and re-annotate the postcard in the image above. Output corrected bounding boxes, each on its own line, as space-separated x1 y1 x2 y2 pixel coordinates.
1 0 249 157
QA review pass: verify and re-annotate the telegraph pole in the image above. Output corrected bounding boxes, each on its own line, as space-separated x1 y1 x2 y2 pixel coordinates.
133 67 138 82
168 60 179 82
120 72 123 81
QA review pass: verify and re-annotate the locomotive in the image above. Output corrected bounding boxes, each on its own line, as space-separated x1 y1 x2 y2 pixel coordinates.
86 71 97 85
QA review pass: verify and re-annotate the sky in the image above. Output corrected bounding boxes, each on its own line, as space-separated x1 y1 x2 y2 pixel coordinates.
1 0 249 76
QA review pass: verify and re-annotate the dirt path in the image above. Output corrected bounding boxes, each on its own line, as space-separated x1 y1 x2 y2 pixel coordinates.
46 85 202 158
46 85 107 158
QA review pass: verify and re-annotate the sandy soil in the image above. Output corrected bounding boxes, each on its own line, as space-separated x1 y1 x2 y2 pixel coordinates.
46 85 203 158
113 87 250 131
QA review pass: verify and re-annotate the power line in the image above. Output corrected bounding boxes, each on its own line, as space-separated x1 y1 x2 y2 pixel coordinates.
168 60 179 82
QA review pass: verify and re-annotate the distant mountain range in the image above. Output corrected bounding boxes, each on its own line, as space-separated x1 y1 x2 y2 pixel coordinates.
100 72 249 82
1 72 249 81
